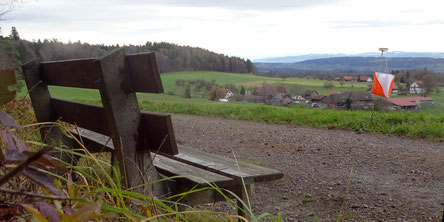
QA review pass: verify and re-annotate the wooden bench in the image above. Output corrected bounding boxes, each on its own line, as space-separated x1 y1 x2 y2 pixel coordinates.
22 49 283 216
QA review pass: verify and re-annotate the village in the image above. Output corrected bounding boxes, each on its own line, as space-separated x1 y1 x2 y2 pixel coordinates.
221 75 435 111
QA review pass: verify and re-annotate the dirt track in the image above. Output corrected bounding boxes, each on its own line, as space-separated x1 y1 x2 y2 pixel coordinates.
171 113 444 221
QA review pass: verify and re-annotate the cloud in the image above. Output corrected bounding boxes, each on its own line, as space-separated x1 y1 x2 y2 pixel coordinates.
325 20 410 29
113 0 349 10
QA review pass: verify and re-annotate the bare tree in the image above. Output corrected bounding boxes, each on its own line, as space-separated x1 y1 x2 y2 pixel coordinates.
0 0 23 21
421 73 437 95
280 73 289 81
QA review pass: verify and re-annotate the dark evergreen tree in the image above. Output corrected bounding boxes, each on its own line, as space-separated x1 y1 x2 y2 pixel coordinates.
9 27 20 40
240 85 246 95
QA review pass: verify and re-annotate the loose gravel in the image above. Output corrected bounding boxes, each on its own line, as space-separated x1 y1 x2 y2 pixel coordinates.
171 113 444 221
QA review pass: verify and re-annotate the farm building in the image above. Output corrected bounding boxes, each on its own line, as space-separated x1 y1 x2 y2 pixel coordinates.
327 91 340 96
341 76 357 82
326 92 373 110
387 96 434 110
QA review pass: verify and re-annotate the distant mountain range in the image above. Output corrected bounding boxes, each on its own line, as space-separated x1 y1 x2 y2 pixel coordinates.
253 52 444 63
255 57 444 73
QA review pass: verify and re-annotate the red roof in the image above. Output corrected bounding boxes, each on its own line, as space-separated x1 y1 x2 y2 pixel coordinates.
342 76 354 80
311 95 326 101
328 91 340 96
387 97 434 107
392 84 398 90
414 81 424 87
359 77 369 81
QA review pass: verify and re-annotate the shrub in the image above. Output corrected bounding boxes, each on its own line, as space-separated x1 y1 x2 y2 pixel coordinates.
232 94 245 101
175 79 185 87
181 84 191 99
208 86 227 101
323 82 335 89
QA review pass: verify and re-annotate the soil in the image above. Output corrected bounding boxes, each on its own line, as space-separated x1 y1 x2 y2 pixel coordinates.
171 113 444 221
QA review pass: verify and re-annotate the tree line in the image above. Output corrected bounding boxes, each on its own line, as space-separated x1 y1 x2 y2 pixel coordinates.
0 27 257 75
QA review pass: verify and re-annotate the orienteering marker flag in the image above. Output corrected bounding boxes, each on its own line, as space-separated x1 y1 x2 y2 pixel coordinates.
371 72 395 98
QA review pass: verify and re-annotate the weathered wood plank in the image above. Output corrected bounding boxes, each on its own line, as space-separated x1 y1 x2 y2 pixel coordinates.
51 98 178 154
40 52 163 93
126 52 163 93
153 155 234 187
41 59 100 89
168 146 283 183
51 98 110 136
140 110 178 155
95 48 160 194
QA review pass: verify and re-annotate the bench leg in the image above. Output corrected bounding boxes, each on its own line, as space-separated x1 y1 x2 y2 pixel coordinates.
237 184 253 221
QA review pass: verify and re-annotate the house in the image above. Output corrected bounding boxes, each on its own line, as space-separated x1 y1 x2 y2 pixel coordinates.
391 84 399 95
303 90 319 99
358 76 372 82
310 95 327 107
225 89 234 99
387 96 434 110
293 95 307 104
410 81 425 94
341 76 357 82
270 93 293 107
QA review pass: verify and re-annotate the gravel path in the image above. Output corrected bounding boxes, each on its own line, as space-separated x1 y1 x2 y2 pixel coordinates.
171 113 444 221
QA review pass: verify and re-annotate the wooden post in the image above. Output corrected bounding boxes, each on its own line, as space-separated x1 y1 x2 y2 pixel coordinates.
22 59 80 165
93 48 161 195
238 184 253 221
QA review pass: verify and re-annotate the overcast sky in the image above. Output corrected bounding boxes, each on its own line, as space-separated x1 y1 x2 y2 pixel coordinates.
2 0 444 59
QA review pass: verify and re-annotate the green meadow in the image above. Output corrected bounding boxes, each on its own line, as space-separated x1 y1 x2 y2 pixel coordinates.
160 71 370 95
29 71 443 141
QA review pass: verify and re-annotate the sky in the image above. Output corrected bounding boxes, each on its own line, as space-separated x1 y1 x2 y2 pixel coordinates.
2 0 444 59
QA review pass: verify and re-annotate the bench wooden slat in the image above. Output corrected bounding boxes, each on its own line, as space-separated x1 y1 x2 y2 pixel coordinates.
41 59 100 90
52 98 110 136
153 155 234 187
41 52 163 93
52 98 178 155
174 146 283 183
126 53 163 94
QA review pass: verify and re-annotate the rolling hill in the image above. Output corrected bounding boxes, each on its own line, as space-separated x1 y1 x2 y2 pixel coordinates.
255 57 444 74
254 52 444 63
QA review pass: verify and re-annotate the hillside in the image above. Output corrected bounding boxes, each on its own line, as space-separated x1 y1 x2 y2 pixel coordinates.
1 35 257 74
256 57 444 74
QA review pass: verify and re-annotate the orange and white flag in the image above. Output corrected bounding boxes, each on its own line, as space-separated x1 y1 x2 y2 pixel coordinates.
371 72 395 98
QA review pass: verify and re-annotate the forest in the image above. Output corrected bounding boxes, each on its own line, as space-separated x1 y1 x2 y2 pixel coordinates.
0 27 257 74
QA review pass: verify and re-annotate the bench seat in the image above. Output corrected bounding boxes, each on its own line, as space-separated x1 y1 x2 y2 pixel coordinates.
70 128 283 208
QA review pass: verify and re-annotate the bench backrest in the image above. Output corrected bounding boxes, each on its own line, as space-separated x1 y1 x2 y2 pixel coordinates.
23 49 177 190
